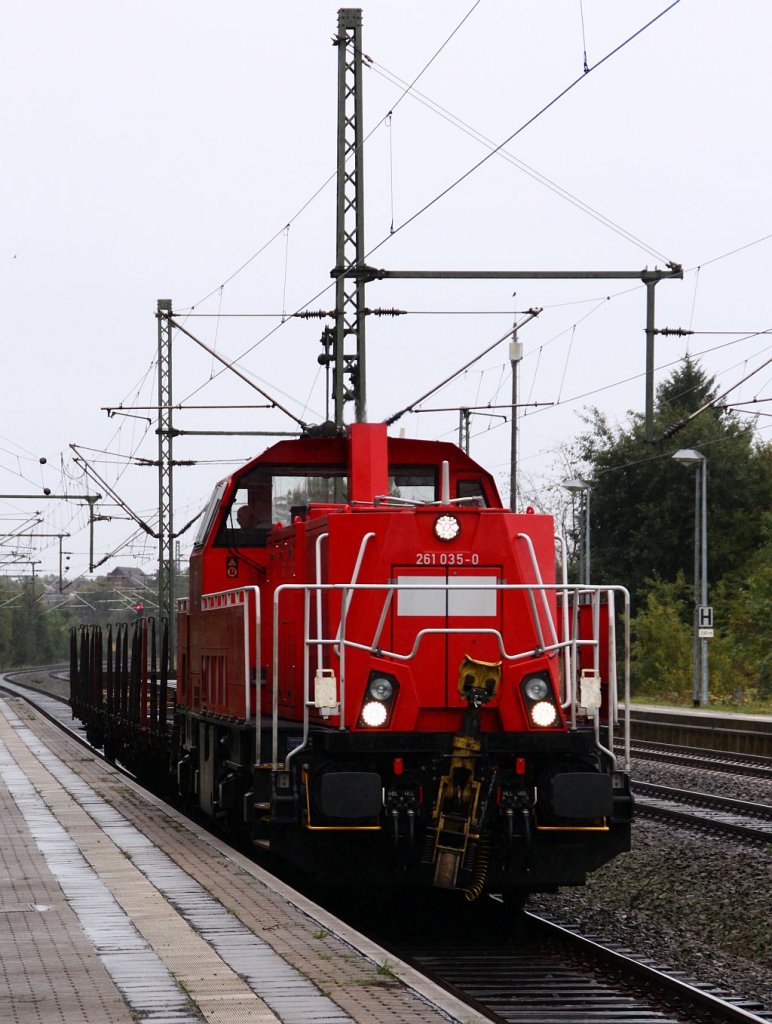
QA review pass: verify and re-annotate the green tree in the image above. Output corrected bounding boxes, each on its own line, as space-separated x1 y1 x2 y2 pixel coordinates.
630 575 692 699
570 356 771 607
710 512 772 700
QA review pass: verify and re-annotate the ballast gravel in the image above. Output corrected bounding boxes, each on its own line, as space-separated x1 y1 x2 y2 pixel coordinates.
530 756 772 1012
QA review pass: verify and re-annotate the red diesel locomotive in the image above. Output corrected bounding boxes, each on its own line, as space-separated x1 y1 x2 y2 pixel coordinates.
172 420 632 902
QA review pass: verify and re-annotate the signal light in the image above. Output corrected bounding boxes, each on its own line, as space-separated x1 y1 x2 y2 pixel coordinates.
357 670 398 728
520 672 559 729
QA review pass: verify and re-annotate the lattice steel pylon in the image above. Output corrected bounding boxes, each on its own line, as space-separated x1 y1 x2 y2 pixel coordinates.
156 299 175 666
332 8 367 427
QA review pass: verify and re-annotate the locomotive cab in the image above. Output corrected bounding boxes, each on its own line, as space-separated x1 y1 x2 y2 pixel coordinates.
174 422 632 901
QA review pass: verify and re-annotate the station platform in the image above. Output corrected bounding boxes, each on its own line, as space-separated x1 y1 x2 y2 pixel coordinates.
0 695 486 1024
626 702 772 756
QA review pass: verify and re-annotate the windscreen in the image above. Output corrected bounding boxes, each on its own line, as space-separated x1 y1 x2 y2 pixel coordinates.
213 466 347 547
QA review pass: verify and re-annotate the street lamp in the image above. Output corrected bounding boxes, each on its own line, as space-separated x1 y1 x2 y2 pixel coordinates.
563 479 591 586
672 448 709 706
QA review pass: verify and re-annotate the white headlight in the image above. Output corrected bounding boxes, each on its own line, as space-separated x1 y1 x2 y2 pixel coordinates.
368 676 394 701
530 700 558 727
361 700 388 727
434 514 460 542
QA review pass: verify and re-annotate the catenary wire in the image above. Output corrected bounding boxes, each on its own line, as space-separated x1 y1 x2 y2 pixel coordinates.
177 1 682 411
365 60 670 264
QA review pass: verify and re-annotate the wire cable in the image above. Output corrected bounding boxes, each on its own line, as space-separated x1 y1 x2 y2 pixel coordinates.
178 2 683 411
363 1 683 267
366 61 670 264
181 1 485 316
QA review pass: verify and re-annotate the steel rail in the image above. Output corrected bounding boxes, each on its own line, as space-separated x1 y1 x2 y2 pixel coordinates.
523 909 771 1024
625 739 772 779
634 784 772 843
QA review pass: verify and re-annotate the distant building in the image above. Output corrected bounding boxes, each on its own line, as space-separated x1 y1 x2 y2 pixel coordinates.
106 566 151 590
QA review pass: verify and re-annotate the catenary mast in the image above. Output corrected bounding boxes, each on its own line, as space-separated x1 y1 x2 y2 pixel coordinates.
332 9 367 428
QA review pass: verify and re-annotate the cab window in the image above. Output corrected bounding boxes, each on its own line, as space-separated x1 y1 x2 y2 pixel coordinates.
213 467 347 548
193 481 227 547
457 479 488 507
388 467 436 503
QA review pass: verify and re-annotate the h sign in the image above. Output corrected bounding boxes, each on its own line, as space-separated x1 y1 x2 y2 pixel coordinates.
698 606 714 629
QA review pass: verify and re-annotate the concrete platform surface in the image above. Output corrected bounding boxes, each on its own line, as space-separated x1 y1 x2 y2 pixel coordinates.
0 695 490 1024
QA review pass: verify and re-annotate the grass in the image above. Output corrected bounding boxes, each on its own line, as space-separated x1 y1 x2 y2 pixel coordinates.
632 693 772 715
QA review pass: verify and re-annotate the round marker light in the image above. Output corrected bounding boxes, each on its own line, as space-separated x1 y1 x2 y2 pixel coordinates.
530 700 558 727
434 514 460 542
368 676 394 702
361 700 388 727
523 676 549 701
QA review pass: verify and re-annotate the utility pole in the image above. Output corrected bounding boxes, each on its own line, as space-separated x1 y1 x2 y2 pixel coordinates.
458 409 471 454
644 279 657 444
157 299 175 666
332 8 366 428
673 449 709 705
509 324 523 510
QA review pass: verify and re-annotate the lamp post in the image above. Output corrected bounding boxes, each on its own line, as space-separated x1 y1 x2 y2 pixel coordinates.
563 479 591 586
672 448 709 706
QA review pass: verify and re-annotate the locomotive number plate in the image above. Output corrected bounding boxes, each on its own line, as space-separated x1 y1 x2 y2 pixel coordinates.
415 551 479 566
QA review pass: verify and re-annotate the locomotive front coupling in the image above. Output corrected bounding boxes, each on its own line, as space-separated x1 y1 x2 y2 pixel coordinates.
429 656 501 897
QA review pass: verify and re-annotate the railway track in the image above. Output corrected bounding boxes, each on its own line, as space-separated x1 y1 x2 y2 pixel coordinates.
627 739 772 779
634 781 772 843
4 669 771 1024
333 891 771 1024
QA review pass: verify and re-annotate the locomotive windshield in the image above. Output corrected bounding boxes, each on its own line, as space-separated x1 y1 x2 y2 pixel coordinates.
209 462 489 549
213 465 348 548
193 480 227 547
388 467 435 503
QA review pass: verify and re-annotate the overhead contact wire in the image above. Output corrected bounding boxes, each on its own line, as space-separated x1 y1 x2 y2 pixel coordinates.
180 1 681 412
183 0 485 317
363 1 683 266
366 63 669 263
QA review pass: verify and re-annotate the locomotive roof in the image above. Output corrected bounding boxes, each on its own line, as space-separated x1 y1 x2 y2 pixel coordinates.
230 432 502 507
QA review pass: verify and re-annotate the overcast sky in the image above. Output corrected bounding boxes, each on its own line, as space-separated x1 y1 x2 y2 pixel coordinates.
2 1 770 587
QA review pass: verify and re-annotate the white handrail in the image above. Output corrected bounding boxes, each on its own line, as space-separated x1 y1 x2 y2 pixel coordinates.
314 531 329 670
334 531 376 729
269 579 631 769
554 532 573 709
516 532 561 657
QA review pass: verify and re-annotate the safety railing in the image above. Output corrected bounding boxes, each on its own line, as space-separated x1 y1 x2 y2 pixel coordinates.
271 579 631 773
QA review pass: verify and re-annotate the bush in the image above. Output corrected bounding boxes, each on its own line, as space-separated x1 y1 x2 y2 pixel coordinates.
631 577 693 700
